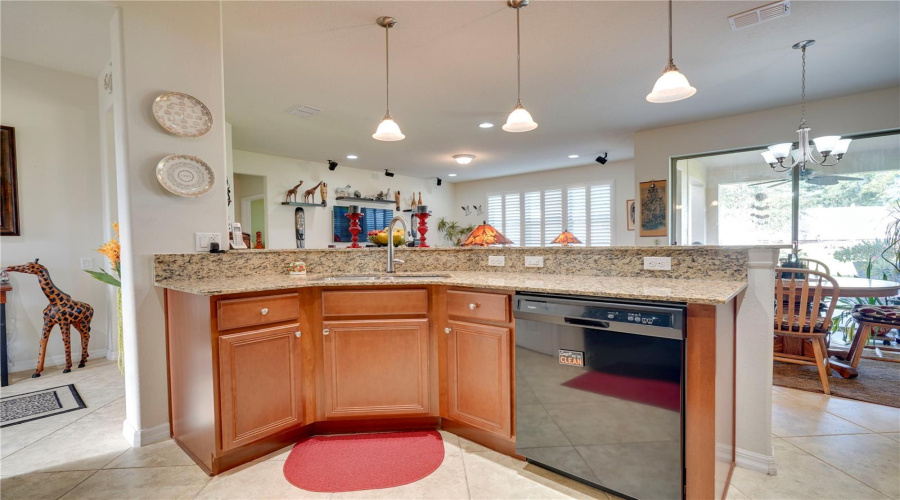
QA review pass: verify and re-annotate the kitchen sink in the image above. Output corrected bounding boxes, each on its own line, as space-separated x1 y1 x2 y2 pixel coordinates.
317 274 449 282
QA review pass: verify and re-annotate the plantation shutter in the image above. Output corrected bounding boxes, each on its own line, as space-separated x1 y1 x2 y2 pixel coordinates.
487 194 503 230
523 191 542 247
543 189 563 246
566 186 587 246
589 183 613 246
503 193 521 246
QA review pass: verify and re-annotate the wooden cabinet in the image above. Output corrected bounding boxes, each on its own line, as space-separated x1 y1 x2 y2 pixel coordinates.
446 320 512 438
321 319 431 418
217 294 299 331
218 324 303 451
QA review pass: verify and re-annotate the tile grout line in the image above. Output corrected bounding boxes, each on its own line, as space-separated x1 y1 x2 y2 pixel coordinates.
775 437 895 498
457 441 473 500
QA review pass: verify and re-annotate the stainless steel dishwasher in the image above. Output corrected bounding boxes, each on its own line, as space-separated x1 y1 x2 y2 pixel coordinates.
513 293 686 500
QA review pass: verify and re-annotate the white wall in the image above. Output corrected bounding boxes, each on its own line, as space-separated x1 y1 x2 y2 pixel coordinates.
452 160 635 246
0 57 110 371
114 2 229 445
232 150 456 249
634 87 900 246
233 173 265 227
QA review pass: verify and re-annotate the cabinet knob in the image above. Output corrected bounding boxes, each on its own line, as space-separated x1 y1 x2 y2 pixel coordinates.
444 327 452 334
469 303 477 310
261 308 269 315
294 331 302 338
323 328 330 336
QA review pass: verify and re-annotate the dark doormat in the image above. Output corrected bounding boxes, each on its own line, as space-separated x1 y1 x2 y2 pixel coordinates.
774 358 900 408
0 384 86 427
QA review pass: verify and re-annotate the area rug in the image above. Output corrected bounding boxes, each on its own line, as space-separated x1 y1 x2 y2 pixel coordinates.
0 384 86 427
283 430 444 492
774 359 900 408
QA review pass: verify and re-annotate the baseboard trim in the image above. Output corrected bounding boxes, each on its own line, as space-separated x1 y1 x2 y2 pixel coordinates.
9 348 110 373
105 349 118 360
122 420 170 448
735 446 777 476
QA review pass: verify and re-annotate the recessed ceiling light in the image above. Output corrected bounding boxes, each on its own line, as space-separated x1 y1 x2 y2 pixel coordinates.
479 122 494 129
448 173 458 177
453 154 475 165
346 155 358 159
568 154 579 159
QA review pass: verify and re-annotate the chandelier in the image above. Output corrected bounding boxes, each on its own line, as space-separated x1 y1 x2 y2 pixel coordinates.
762 40 851 172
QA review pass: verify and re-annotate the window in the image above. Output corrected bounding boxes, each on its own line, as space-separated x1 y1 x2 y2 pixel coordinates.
487 182 614 246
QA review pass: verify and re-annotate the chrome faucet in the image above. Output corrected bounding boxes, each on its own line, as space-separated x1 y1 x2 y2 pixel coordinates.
386 216 407 273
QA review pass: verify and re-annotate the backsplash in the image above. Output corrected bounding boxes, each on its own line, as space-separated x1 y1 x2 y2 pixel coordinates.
154 247 749 282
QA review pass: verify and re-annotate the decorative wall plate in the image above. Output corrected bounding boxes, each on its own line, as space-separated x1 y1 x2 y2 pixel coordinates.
152 92 213 137
156 155 215 197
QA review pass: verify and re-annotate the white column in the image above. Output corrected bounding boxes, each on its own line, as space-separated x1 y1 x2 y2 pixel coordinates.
734 248 779 474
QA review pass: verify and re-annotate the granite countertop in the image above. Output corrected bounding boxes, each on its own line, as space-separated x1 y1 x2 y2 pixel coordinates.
155 271 747 304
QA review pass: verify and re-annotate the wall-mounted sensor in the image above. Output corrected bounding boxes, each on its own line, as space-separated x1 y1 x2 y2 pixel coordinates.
328 160 338 171
384 169 395 177
595 153 608 165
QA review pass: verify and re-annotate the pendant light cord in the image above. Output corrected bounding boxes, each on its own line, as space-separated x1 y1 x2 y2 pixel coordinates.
668 0 673 66
385 25 391 116
516 6 522 104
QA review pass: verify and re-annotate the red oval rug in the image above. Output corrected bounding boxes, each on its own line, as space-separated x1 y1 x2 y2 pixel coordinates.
282 430 444 492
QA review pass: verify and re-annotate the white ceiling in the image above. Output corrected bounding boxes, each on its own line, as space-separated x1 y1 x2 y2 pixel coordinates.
223 1 899 183
1 1 115 78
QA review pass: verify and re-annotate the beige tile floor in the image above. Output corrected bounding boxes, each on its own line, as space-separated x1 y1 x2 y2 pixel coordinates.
2 360 898 499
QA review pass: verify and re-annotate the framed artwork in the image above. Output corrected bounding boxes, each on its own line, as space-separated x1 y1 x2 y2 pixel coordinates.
639 180 667 237
1 126 19 236
626 199 636 231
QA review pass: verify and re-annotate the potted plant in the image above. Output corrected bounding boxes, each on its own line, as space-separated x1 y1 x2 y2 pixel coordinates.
436 217 476 247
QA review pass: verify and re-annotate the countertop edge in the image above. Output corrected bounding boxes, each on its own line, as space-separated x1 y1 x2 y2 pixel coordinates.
154 274 748 305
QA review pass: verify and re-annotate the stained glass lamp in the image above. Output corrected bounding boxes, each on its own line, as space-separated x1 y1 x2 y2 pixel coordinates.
552 230 582 246
461 221 514 247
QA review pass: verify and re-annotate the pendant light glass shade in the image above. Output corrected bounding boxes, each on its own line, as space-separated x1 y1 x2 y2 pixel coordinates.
646 0 696 104
372 115 405 141
503 103 538 132
646 69 696 103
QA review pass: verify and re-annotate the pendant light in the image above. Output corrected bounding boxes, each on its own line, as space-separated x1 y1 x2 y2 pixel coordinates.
373 16 405 141
646 0 696 103
502 0 538 133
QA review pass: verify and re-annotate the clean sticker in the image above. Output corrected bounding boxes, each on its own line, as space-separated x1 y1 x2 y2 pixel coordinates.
558 350 584 367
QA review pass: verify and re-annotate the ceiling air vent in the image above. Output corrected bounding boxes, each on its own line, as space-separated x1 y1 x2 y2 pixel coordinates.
286 104 323 118
728 0 790 31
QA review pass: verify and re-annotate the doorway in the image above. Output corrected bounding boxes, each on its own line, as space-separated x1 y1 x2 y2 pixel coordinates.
234 174 266 248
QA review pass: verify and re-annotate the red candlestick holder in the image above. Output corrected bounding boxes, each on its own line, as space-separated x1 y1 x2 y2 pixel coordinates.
415 212 430 248
345 212 364 248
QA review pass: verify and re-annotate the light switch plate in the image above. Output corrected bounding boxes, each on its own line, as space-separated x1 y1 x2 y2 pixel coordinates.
524 256 544 268
643 256 672 271
488 255 505 267
195 232 221 252
79 258 93 270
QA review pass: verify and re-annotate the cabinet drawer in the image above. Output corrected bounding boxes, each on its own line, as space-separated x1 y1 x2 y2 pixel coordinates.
447 290 510 323
322 289 428 317
217 294 299 331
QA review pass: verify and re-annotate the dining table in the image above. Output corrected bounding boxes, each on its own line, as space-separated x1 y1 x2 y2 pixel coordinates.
778 276 900 379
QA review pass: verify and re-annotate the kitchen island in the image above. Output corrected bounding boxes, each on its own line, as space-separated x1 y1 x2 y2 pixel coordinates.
155 246 780 500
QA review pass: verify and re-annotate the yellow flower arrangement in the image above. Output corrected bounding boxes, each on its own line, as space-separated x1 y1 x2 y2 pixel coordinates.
85 223 121 288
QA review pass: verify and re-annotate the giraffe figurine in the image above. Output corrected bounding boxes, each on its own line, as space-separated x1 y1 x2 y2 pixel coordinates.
5 259 94 377
284 181 304 203
303 181 325 203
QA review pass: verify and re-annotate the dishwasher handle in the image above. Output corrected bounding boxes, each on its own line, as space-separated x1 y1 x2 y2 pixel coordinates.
564 317 610 330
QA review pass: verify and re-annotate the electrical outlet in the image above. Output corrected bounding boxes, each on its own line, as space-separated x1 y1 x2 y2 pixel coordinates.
488 255 506 267
643 257 672 271
195 232 222 252
79 258 93 270
524 256 544 268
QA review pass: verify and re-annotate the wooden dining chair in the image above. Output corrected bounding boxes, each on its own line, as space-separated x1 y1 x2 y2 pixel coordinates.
773 267 841 394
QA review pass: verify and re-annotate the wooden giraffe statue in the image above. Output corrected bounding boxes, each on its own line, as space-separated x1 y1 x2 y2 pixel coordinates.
5 259 93 377
284 181 304 203
303 181 325 203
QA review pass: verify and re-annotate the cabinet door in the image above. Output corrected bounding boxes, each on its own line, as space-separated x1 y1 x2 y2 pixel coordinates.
322 319 430 418
218 324 302 451
447 320 512 438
